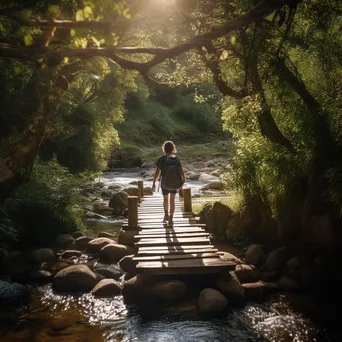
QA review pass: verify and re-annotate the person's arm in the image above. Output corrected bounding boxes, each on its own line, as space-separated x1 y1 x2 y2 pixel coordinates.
152 167 161 192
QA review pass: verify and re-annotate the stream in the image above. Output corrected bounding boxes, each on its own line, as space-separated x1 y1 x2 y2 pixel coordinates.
0 169 340 342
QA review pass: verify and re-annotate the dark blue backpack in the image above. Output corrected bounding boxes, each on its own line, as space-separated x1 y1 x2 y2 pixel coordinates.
161 155 184 190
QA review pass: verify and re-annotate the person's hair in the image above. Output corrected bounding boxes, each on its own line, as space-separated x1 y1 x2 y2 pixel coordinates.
162 140 177 154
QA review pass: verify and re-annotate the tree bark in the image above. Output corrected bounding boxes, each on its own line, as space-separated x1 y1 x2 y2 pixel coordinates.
0 63 78 202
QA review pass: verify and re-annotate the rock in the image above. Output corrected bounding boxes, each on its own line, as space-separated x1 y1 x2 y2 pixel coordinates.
118 228 138 246
109 191 128 215
93 204 113 215
207 181 224 190
61 250 82 259
92 279 122 297
87 238 116 254
276 276 300 292
94 267 122 280
198 288 228 316
0 280 29 306
141 161 155 168
234 264 261 283
56 234 75 245
212 202 234 237
150 280 187 303
216 272 245 307
242 281 268 302
32 248 56 263
262 247 289 272
72 231 84 239
286 257 300 278
198 173 219 182
29 270 54 282
123 186 140 197
52 265 98 293
100 244 132 262
144 187 153 195
94 182 105 188
210 169 221 177
119 255 136 279
245 245 266 267
187 172 201 180
108 184 124 191
310 213 333 244
75 236 92 250
198 203 214 233
98 232 117 239
226 215 246 241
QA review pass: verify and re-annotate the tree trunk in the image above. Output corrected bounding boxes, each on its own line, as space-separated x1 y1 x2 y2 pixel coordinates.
0 63 77 202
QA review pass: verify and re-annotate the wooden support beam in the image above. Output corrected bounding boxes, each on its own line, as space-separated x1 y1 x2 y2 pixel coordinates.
183 188 192 213
128 196 138 226
137 180 144 198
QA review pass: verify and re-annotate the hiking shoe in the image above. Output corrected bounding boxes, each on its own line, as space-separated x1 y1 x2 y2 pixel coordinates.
163 214 169 222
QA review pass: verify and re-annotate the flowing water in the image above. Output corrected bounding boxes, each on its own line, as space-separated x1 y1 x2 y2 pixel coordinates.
1 170 340 341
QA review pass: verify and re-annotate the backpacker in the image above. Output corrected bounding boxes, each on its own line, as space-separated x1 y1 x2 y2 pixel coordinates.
161 154 184 190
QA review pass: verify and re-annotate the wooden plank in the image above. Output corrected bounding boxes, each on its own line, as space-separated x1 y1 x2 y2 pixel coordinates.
138 228 205 234
139 223 206 228
137 248 219 255
135 237 210 247
133 252 221 262
135 232 209 239
138 244 216 251
136 257 236 274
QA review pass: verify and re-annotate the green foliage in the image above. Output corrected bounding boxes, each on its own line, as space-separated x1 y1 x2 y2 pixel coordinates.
4 158 86 245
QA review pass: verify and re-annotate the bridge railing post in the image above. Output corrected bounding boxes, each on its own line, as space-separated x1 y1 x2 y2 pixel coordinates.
183 188 192 213
128 196 138 226
137 180 144 200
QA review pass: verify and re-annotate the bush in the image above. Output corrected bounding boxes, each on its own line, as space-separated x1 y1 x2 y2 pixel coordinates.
4 158 86 245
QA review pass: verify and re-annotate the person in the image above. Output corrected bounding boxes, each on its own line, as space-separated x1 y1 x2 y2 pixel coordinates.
152 141 185 224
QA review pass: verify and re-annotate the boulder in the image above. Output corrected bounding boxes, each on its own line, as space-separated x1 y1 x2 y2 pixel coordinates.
32 248 56 263
262 247 289 272
198 288 228 316
94 266 122 280
109 191 128 215
0 280 29 306
141 161 155 168
286 257 301 278
92 279 122 297
187 172 201 180
61 250 82 259
242 281 268 302
234 264 261 283
151 280 187 303
276 276 300 292
72 231 85 239
108 184 124 191
119 255 136 279
212 202 234 237
245 245 266 267
101 189 117 199
100 244 133 262
98 232 117 239
75 236 92 250
198 203 214 233
198 173 219 183
144 187 153 195
215 272 245 307
226 215 246 241
87 238 116 254
123 186 140 197
52 265 98 293
118 228 138 246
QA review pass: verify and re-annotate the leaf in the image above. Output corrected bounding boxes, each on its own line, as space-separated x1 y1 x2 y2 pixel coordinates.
122 8 131 19
230 35 236 45
63 57 69 64
91 36 100 47
70 29 76 37
220 49 229 60
24 34 33 46
14 66 22 74
76 9 84 21
84 6 93 19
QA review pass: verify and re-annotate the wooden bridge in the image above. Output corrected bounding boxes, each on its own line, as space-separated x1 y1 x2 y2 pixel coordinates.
122 182 237 275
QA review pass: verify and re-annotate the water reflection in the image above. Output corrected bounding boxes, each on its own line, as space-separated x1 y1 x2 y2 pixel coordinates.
1 283 337 342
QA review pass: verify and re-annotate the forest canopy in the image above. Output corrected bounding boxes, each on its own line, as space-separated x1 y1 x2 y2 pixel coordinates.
0 0 341 254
